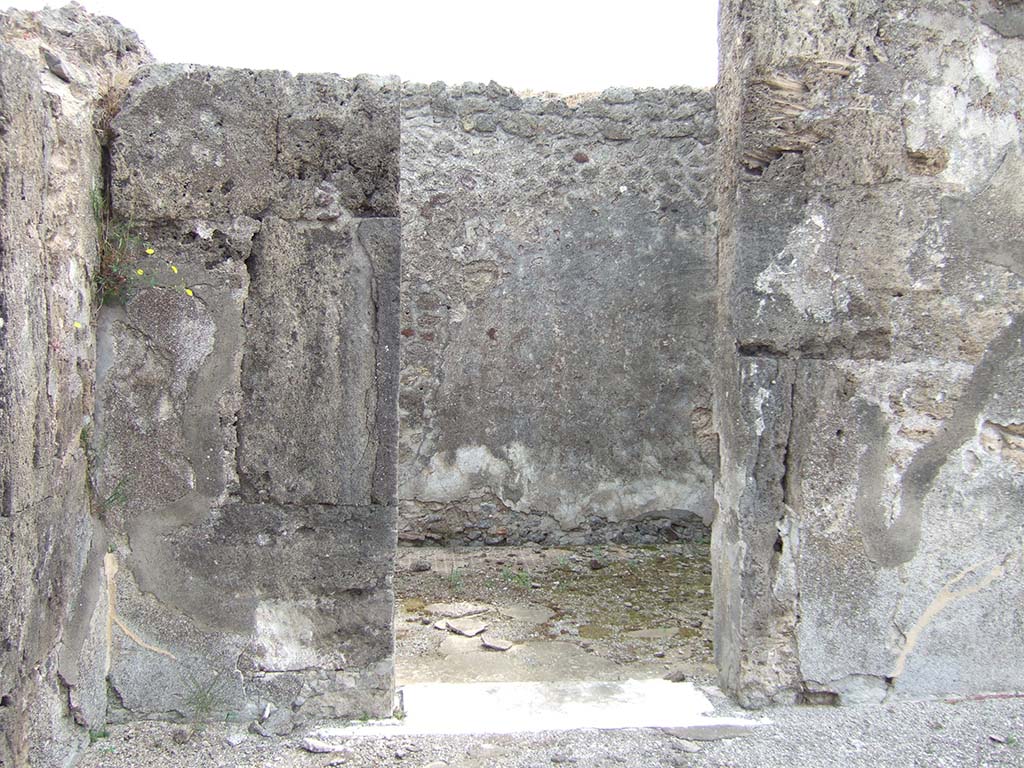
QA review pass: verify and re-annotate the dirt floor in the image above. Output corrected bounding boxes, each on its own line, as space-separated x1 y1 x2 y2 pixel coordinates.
394 542 715 686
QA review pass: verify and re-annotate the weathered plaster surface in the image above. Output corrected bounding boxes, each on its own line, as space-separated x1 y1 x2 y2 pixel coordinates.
399 82 718 546
94 65 401 726
715 0 1024 706
0 7 148 765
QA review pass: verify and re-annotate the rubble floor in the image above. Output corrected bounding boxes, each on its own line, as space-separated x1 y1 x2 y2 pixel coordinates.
394 542 715 687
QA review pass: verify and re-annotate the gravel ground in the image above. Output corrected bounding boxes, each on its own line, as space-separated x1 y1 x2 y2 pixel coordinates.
74 544 1024 767
76 694 1024 768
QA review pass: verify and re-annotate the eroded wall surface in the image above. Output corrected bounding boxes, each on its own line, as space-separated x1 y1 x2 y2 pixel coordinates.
714 0 1024 706
399 83 718 546
0 8 148 766
93 66 400 727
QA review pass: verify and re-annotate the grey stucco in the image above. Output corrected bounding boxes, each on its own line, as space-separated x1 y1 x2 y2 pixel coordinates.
0 7 149 766
398 82 719 546
95 65 401 725
714 0 1024 706
2 5 1024 766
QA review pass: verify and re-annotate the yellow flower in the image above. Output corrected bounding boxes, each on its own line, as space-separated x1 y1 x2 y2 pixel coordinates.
170 264 178 274
73 321 82 329
184 288 194 297
145 247 155 255
135 268 144 276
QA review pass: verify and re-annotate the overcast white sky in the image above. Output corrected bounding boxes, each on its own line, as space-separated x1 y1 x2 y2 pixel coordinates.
13 0 719 93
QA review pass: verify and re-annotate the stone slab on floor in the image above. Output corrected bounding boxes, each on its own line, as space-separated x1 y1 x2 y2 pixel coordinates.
312 680 765 737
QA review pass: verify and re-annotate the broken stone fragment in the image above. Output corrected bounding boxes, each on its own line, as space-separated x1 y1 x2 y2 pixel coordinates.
481 635 513 651
445 617 488 637
41 48 72 82
425 602 491 618
225 731 247 747
300 737 352 754
497 603 555 625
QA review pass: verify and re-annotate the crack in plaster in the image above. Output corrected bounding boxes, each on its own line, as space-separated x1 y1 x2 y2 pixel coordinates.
891 546 1022 679
103 552 177 671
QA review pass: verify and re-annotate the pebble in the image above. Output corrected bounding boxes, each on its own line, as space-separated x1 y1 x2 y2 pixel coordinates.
224 732 247 747
411 560 432 572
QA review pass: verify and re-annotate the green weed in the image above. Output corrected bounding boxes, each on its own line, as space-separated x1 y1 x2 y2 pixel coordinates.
447 566 464 592
501 567 531 588
91 183 194 305
179 669 232 722
87 728 109 745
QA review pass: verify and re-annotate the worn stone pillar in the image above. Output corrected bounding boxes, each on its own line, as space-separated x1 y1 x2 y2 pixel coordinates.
714 0 1024 705
95 66 400 725
0 7 149 766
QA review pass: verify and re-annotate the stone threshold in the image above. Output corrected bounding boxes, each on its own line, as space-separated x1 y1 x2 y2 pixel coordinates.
307 679 765 739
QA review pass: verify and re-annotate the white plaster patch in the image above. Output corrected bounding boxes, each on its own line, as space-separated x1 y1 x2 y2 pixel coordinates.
971 40 999 90
583 478 710 525
415 444 509 501
904 36 1019 189
412 442 535 511
253 601 327 672
754 206 850 323
753 386 771 437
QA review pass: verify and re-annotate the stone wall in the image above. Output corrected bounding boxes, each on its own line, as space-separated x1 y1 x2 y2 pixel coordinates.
0 7 148 766
91 66 400 727
399 82 718 546
3 6 1024 764
714 0 1024 706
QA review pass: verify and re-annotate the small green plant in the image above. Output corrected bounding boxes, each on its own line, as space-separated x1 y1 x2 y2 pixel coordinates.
101 478 128 512
501 567 531 588
91 183 195 306
447 566 464 592
87 728 109 745
179 669 232 722
91 183 143 305
1008 735 1019 747
80 424 128 517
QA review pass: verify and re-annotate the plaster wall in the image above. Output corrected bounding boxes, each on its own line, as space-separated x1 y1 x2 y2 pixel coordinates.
399 83 719 546
1 5 1024 766
714 0 1024 706
0 7 148 765
92 65 401 727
